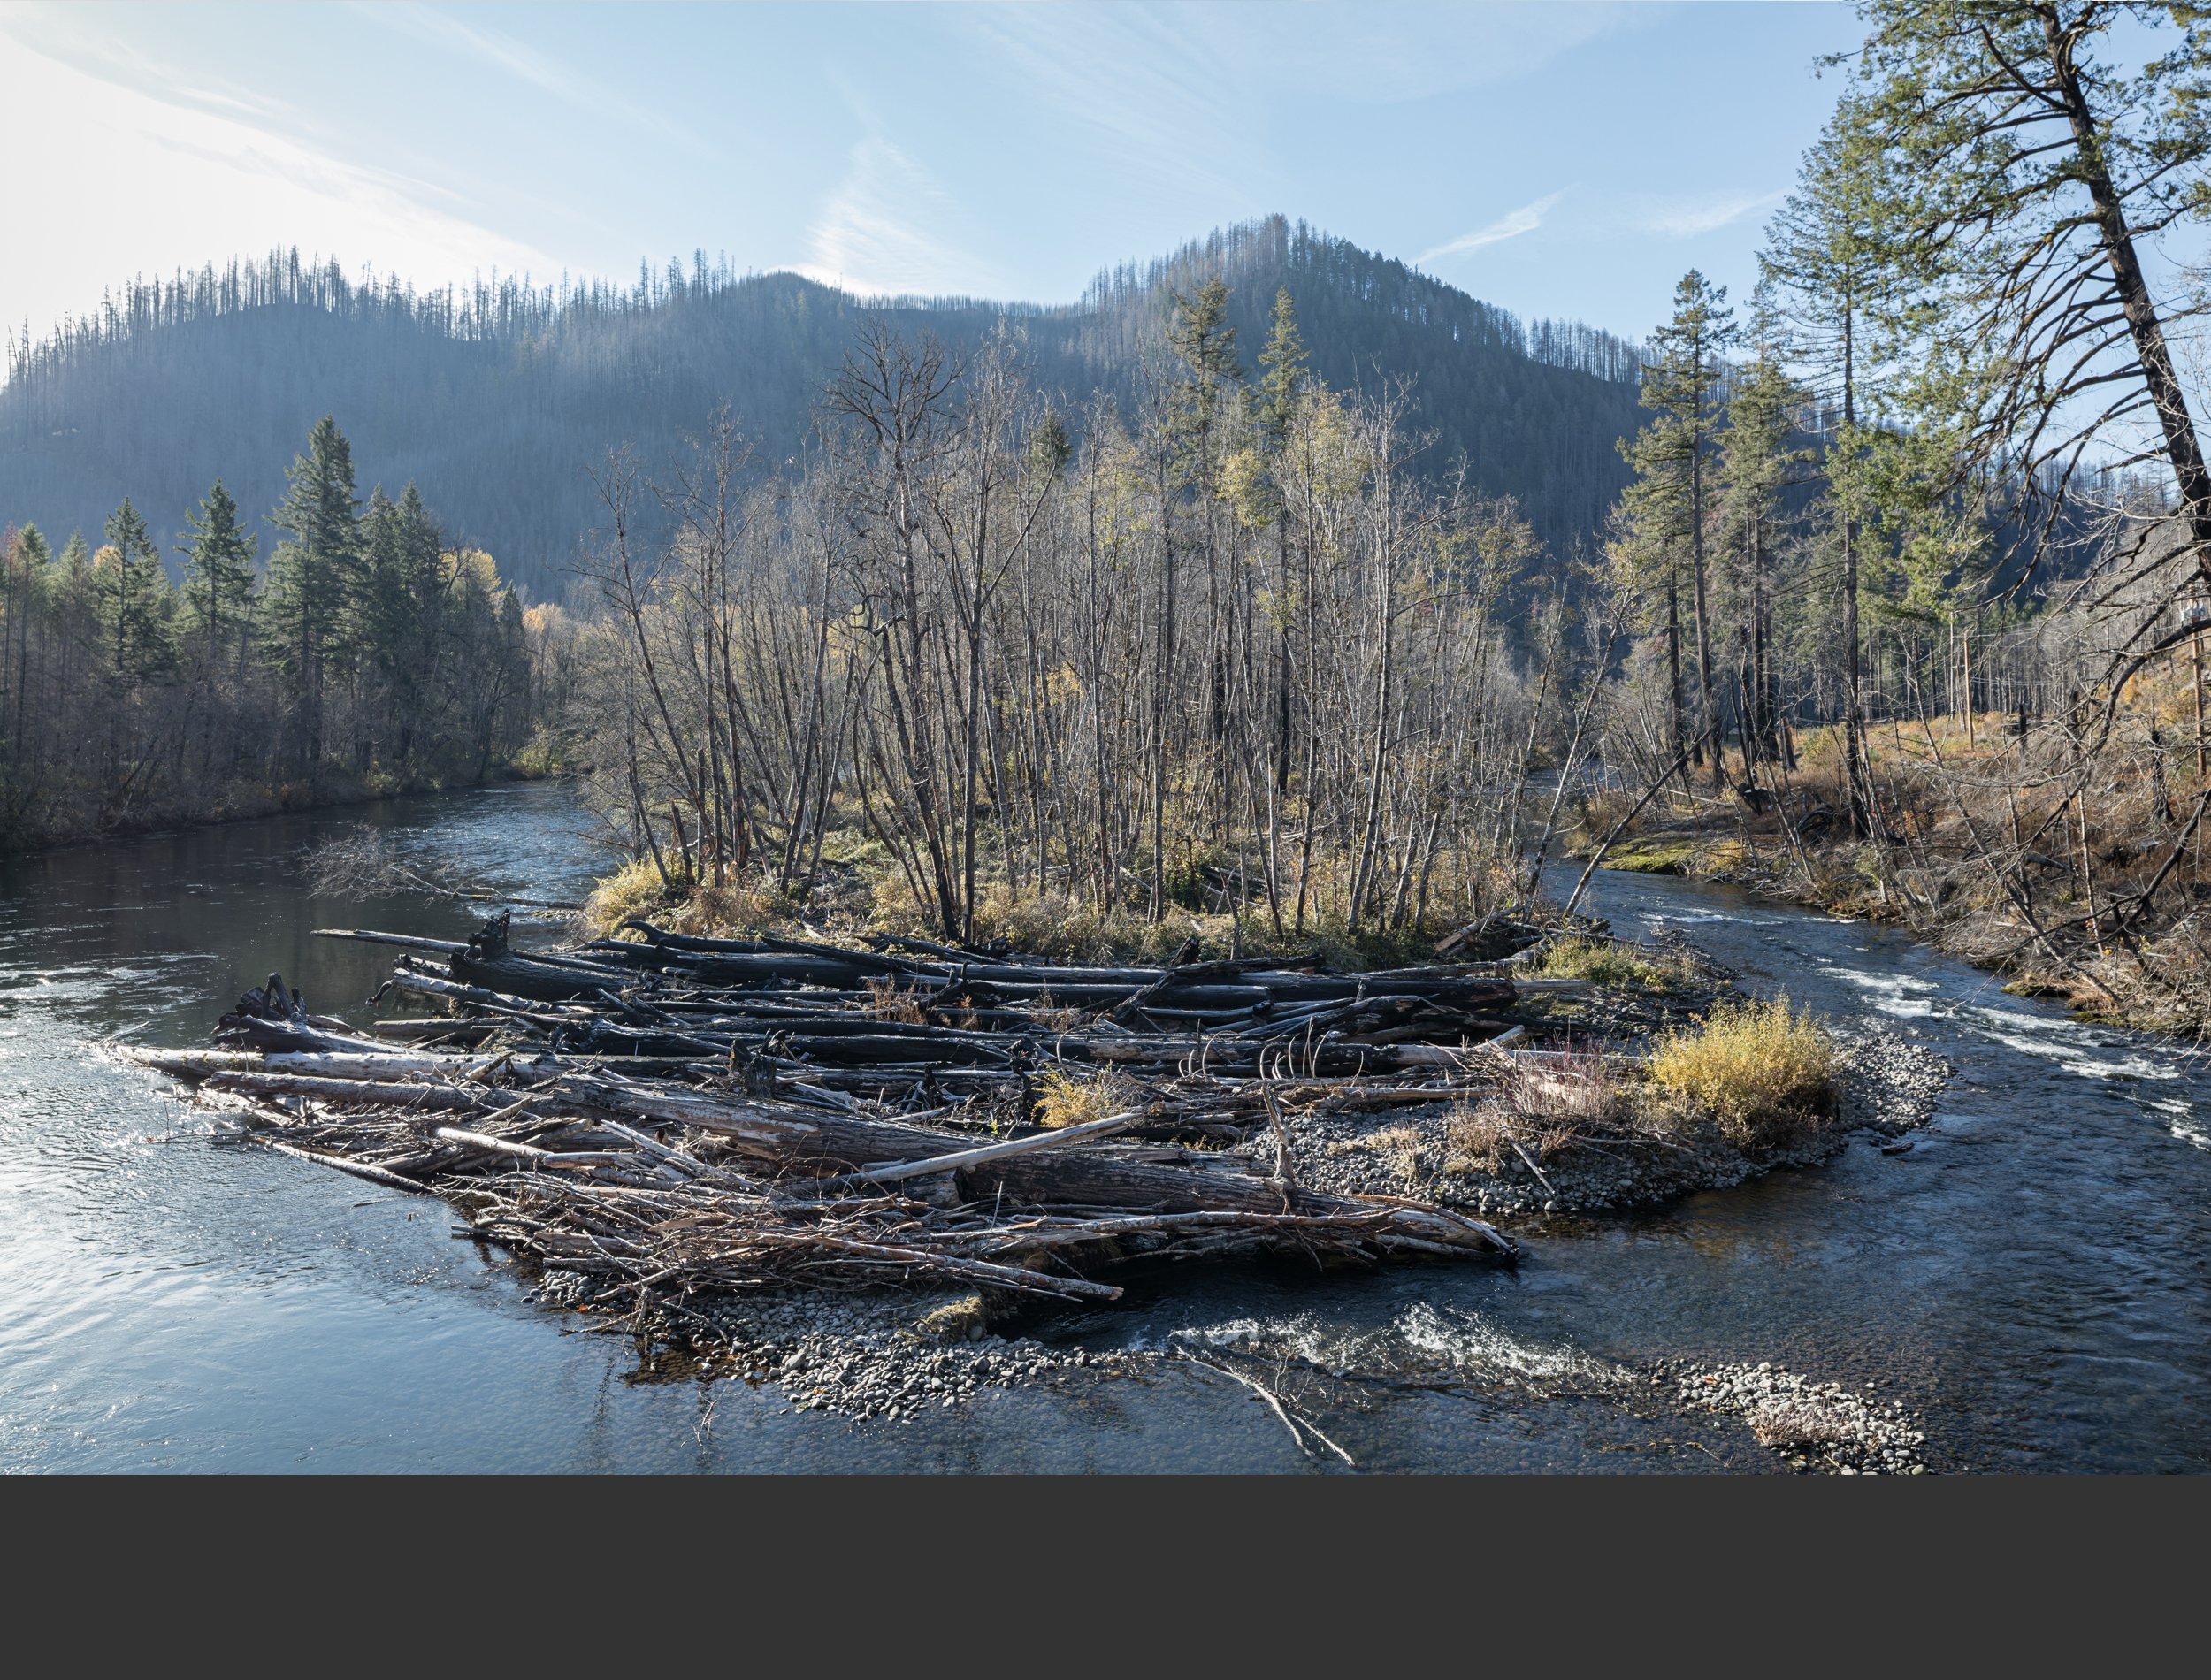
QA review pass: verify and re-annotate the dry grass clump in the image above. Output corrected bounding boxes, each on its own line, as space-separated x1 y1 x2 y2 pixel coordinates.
1367 1124 1426 1179
585 856 684 935
1646 994 1835 1149
1444 1048 1626 1173
1748 1395 1858 1451
1534 935 1695 992
1443 1101 1514 1173
861 974 927 1024
1033 1066 1139 1129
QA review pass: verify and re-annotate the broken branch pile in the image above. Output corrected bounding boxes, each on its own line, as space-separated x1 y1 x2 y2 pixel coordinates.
127 917 1572 1333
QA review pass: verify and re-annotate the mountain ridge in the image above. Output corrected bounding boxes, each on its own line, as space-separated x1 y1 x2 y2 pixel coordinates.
1 216 1646 593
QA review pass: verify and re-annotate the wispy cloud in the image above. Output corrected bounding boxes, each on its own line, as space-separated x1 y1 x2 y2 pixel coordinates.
952 6 1253 204
1633 189 1784 240
359 2 712 157
794 137 998 298
1172 1 1642 106
1417 191 1567 265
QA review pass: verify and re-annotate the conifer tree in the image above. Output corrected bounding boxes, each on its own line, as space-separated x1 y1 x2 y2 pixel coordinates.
1835 0 2211 615
268 414 362 780
1763 104 1901 822
179 478 256 683
1165 276 1246 829
1618 271 1735 784
98 497 170 686
1718 283 1812 772
4 523 50 769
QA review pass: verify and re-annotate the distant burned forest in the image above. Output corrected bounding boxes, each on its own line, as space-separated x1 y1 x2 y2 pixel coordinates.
0 217 1647 598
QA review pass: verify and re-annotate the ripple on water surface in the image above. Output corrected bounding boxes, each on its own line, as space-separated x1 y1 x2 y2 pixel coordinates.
0 797 2206 1470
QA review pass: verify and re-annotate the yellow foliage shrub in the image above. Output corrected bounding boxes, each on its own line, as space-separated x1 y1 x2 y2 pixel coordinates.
1033 1067 1136 1129
1646 994 1836 1148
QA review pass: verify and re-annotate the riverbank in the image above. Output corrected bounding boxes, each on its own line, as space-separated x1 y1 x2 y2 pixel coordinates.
1583 738 2211 1043
0 760 553 859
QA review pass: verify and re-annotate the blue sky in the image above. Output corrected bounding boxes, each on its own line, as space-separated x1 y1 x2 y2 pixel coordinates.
1 2 1867 347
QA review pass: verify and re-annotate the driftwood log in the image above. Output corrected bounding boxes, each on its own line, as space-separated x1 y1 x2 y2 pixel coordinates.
126 918 1606 1341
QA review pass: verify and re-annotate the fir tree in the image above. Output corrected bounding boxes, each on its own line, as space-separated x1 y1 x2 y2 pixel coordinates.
1251 286 1308 457
1618 271 1735 783
98 497 170 685
268 414 362 779
179 478 257 681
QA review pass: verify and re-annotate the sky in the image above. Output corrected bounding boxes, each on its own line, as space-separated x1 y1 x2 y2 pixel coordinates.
0 1 1870 350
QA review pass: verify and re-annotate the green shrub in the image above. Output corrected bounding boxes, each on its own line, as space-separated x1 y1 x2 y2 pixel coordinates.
1534 935 1692 991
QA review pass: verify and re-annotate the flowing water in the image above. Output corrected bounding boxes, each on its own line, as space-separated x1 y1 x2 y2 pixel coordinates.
2 782 2205 1472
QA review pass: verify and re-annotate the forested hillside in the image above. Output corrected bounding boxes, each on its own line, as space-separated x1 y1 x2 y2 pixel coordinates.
1 217 1643 594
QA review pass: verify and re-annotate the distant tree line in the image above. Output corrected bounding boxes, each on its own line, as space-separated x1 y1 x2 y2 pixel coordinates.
0 416 545 848
1 218 1645 600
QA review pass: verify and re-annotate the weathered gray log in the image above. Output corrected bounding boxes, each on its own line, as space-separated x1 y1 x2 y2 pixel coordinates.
844 1111 1137 1187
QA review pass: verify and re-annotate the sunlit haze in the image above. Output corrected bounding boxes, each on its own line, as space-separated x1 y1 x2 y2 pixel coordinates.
2 0 1863 346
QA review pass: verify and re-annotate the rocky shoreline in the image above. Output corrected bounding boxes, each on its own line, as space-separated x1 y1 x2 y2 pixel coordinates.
1251 1024 1950 1219
1656 1358 1931 1474
570 1279 1939 1473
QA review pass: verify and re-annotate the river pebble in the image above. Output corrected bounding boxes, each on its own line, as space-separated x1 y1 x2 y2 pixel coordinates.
565 1288 1132 1425
1652 1356 1930 1474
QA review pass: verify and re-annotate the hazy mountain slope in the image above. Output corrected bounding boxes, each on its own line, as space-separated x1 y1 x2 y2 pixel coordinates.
1 217 1644 594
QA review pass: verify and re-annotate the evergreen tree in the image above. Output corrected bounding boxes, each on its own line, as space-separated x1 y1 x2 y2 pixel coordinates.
178 478 256 682
1763 104 1900 821
1166 278 1243 492
1251 286 1308 456
97 497 170 685
4 523 51 771
268 414 361 780
1718 283 1812 772
1618 271 1736 783
392 483 448 770
1835 0 2211 603
1028 409 1073 490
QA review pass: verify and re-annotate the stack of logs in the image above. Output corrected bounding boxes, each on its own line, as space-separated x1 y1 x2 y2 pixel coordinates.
129 916 1587 1332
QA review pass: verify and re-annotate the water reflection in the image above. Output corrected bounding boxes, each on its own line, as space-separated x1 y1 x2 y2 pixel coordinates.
0 789 2205 1470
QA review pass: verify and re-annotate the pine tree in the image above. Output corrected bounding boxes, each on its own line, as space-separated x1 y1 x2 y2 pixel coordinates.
179 478 257 683
98 497 170 686
268 414 362 781
1718 283 1812 773
1619 271 1736 784
1836 0 2211 609
1763 105 1895 824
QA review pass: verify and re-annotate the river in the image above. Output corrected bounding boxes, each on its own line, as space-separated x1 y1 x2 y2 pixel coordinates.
2 781 2204 1471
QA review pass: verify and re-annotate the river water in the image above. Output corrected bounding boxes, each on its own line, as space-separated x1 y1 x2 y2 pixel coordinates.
2 781 2205 1472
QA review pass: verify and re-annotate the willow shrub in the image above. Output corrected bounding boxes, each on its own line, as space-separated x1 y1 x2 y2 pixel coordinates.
1646 994 1836 1149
